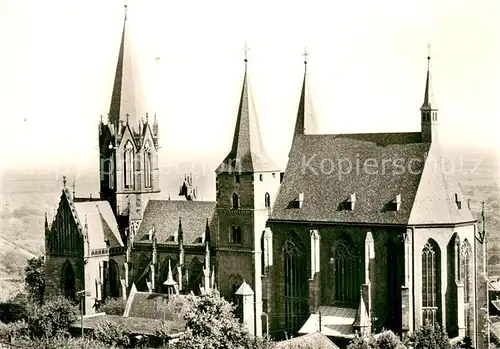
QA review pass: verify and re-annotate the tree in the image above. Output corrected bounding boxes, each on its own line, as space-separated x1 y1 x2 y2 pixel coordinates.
98 297 126 315
174 289 272 349
346 333 376 349
24 256 45 304
25 295 78 341
407 322 451 349
93 318 131 347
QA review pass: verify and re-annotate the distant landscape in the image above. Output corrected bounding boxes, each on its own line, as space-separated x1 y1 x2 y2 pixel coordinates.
1 147 499 301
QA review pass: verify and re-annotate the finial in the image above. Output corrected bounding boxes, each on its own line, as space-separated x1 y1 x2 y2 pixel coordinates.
124 4 128 21
146 113 149 123
427 42 432 69
72 178 76 198
125 113 130 125
303 46 309 67
62 176 67 188
244 42 249 69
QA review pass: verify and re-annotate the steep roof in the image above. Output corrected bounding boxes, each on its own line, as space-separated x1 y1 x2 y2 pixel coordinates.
136 200 216 244
271 133 428 225
421 56 437 110
270 133 474 226
275 332 340 349
108 6 146 131
216 63 279 173
73 200 124 249
293 62 317 140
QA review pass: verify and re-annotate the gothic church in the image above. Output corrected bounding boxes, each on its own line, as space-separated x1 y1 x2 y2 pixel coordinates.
44 7 489 348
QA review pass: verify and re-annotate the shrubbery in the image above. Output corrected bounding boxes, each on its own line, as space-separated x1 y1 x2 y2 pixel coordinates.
93 318 131 347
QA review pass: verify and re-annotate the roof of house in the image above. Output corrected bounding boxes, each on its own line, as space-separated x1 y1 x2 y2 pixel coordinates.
73 200 124 249
274 332 340 349
270 134 474 226
73 314 183 336
136 200 216 244
299 305 357 338
124 285 187 323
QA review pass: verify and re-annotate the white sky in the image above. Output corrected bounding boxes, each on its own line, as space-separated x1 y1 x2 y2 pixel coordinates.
1 0 499 173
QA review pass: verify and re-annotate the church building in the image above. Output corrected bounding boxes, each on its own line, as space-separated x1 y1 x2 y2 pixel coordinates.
44 6 489 348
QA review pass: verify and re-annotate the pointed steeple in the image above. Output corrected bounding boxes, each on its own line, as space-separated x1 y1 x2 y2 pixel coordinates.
178 216 184 246
420 44 439 143
293 47 316 140
108 5 146 131
163 259 177 287
216 47 278 173
204 217 211 245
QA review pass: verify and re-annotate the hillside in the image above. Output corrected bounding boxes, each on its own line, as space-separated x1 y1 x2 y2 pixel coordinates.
0 148 498 300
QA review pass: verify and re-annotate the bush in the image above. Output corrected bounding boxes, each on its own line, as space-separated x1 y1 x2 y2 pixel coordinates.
98 297 126 316
93 318 131 347
26 295 78 340
408 322 451 349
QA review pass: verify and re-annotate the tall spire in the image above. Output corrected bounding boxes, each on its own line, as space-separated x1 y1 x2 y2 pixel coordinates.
421 43 436 110
108 5 146 131
420 43 439 143
293 47 316 140
216 44 278 173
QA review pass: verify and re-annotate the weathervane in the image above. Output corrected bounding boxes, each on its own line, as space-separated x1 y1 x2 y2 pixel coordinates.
303 46 309 65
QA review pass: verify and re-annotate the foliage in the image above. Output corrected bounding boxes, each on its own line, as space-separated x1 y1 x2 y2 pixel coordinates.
407 322 451 349
25 295 78 340
0 296 29 324
24 256 45 304
0 319 30 341
347 333 376 349
92 318 131 347
172 289 272 349
347 330 403 349
98 297 126 316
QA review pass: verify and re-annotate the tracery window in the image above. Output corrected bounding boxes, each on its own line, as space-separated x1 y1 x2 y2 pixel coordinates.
333 239 360 304
460 239 472 336
144 141 152 188
422 239 440 326
107 259 120 298
283 232 308 335
124 141 134 189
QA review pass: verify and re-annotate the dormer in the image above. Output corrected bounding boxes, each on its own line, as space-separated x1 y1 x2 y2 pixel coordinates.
346 193 356 211
455 193 462 210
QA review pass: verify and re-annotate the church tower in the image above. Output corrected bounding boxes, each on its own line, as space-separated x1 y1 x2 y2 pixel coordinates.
420 52 438 143
99 6 160 233
215 51 280 336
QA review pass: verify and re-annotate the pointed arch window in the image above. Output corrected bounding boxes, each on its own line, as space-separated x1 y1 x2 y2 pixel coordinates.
460 239 473 337
283 232 308 334
107 259 120 298
232 193 240 209
188 258 203 295
230 225 242 244
124 141 134 189
422 239 441 326
333 239 360 304
264 192 271 208
61 260 76 301
144 141 153 189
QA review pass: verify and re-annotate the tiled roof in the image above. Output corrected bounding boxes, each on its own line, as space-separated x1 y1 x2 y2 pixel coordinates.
136 200 216 244
299 306 356 338
74 314 183 336
271 134 474 225
124 290 186 321
274 332 340 349
73 200 124 249
216 68 279 173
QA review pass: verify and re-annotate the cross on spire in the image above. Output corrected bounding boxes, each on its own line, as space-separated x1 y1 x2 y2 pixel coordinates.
244 42 249 62
427 42 432 69
62 176 67 188
124 4 128 21
303 46 309 65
